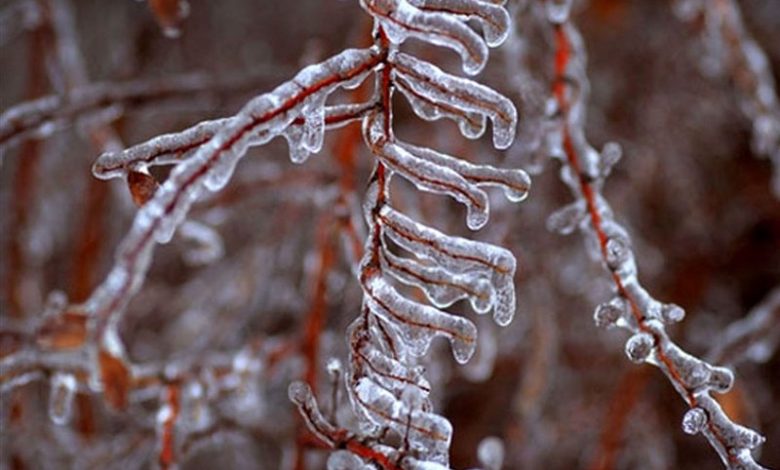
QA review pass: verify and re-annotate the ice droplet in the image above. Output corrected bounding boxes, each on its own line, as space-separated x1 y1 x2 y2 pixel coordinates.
477 436 505 470
682 407 707 435
660 303 685 324
625 332 654 363
593 297 626 329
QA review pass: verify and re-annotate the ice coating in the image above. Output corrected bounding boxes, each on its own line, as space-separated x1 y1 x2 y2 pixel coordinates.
378 142 491 230
544 8 770 468
363 275 478 364
378 206 516 326
361 0 489 74
392 52 517 148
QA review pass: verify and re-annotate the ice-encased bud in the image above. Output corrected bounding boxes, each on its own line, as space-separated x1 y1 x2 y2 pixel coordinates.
593 297 626 329
682 407 707 435
660 303 685 324
625 332 654 363
708 366 734 393
288 380 310 406
599 142 622 178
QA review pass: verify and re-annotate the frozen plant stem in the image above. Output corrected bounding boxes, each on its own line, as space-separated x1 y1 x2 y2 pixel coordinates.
543 5 767 468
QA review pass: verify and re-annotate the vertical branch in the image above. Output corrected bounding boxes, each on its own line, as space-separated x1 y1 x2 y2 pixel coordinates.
158 383 181 470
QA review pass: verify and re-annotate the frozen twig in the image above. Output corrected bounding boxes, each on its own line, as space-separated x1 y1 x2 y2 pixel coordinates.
540 2 768 468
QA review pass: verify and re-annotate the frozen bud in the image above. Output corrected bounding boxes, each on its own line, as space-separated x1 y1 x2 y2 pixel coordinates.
625 332 654 363
288 381 310 406
545 0 573 24
708 366 734 393
684 361 710 389
546 202 585 235
605 237 631 271
660 303 685 324
682 407 708 435
477 436 505 470
593 297 625 328
326 357 342 380
48 373 77 425
599 142 622 177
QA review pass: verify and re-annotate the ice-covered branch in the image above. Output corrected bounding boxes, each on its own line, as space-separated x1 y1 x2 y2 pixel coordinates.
0 67 290 155
285 1 529 467
540 3 768 468
0 44 384 417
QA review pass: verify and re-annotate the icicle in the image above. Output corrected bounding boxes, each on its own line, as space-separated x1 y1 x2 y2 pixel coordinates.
364 275 478 364
327 451 367 470
400 142 530 202
408 0 510 47
392 52 517 148
593 297 627 329
379 207 516 326
682 407 708 435
353 378 452 459
48 373 77 425
379 142 490 230
362 0 489 75
395 76 488 140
